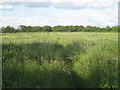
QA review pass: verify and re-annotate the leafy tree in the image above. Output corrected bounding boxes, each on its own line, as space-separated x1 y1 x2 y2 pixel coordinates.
2 25 118 33
2 26 16 33
105 26 111 32
52 25 65 32
83 26 93 32
42 26 52 32
32 26 43 32
19 25 33 32
111 26 118 32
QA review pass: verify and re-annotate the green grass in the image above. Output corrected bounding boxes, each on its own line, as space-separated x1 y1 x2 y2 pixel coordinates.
2 32 118 88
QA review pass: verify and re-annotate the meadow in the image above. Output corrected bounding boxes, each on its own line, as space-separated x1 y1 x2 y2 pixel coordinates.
2 32 118 88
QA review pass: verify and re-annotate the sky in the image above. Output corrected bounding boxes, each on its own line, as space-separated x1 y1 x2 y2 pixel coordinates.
0 0 119 28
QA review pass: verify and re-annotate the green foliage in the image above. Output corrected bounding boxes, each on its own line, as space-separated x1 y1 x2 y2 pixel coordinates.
2 32 118 88
1 25 119 33
2 26 17 33
42 25 52 32
73 41 118 88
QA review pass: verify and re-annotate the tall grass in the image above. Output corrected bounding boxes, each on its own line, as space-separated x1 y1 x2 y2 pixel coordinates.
2 32 118 88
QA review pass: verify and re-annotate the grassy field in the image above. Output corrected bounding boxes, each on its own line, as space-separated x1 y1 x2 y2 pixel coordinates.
2 32 118 88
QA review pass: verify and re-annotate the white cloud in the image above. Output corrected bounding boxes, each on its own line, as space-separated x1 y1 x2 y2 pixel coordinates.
0 0 118 27
0 16 55 27
54 8 117 26
0 7 117 27
0 5 13 10
0 0 119 9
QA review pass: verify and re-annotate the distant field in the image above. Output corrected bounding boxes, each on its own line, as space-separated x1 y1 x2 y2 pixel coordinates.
2 32 118 88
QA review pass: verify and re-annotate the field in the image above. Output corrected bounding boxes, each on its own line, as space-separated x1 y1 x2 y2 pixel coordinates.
2 32 118 88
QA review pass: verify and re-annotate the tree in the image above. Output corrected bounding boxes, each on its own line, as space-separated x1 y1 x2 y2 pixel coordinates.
32 26 43 32
2 26 16 33
52 25 65 32
1 25 118 33
83 26 93 32
105 26 111 32
43 26 52 32
111 26 118 32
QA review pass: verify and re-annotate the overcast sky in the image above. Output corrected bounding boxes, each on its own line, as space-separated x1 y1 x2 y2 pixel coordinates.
0 0 119 28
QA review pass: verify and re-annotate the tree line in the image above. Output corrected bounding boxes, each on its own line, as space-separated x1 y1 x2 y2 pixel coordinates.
0 25 119 33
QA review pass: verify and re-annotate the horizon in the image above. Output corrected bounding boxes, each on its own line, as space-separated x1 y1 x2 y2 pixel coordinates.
1 25 119 29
